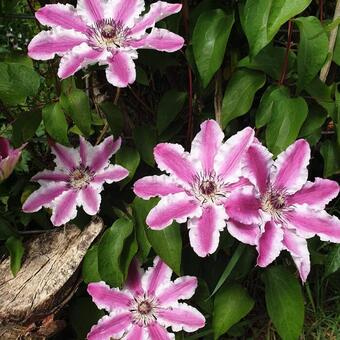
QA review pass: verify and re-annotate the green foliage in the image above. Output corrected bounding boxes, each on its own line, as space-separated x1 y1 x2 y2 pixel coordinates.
5 236 24 276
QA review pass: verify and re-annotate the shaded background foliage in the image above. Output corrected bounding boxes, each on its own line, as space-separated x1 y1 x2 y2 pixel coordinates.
0 0 340 339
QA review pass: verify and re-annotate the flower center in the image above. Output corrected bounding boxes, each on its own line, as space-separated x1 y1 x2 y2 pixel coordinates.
86 19 131 51
261 189 287 220
130 295 158 326
69 166 93 190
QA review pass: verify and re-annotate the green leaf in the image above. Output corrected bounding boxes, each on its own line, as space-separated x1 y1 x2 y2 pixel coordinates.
263 266 304 340
212 283 255 339
0 62 40 106
42 102 69 146
333 29 340 65
97 218 137 288
320 139 340 177
193 9 234 87
0 217 16 240
266 95 308 155
100 102 124 136
5 236 24 277
221 69 266 128
295 16 328 92
116 146 140 187
157 90 187 134
82 245 101 284
240 0 312 56
133 126 157 167
60 89 92 136
324 245 340 277
299 104 327 138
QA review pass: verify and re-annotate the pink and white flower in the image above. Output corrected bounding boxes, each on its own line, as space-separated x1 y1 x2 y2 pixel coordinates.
22 136 128 226
87 257 205 340
134 120 255 257
226 139 340 281
28 0 184 87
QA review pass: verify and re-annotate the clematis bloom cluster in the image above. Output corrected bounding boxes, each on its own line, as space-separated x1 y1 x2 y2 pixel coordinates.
87 257 205 339
28 0 184 87
23 136 128 226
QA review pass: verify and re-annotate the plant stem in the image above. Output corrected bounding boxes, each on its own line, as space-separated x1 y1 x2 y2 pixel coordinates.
279 20 293 85
214 70 223 127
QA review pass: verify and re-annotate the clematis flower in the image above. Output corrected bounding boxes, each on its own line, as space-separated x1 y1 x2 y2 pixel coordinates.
226 139 340 281
134 120 255 257
22 136 128 226
87 257 205 340
0 137 25 182
28 0 184 87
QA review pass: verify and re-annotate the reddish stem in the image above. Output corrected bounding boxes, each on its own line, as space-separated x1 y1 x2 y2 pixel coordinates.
279 20 293 86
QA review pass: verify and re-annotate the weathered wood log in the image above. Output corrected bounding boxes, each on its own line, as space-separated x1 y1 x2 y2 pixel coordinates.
0 217 104 339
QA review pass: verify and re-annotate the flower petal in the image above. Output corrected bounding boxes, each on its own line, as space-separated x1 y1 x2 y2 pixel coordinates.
227 220 260 246
28 29 86 60
87 281 132 312
105 52 136 88
282 229 310 282
286 205 340 242
111 0 145 27
125 259 144 296
126 325 147 340
31 170 69 183
157 303 205 333
257 220 284 267
133 175 184 199
157 276 197 306
215 127 254 182
286 178 339 210
77 0 104 23
0 137 10 158
51 143 80 170
79 136 89 166
80 185 101 216
272 139 310 194
147 323 174 340
93 165 129 185
22 183 67 213
50 189 78 226
154 143 196 185
35 4 87 32
87 312 131 340
146 192 201 230
130 28 184 52
188 204 227 257
225 186 262 225
190 119 224 174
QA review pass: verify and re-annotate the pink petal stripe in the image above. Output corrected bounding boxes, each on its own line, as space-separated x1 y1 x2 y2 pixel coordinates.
287 178 339 210
154 143 196 184
146 193 201 230
28 29 86 60
227 220 260 246
272 139 310 194
31 170 68 182
112 0 145 27
87 312 131 340
89 137 121 173
80 185 101 216
51 143 79 170
77 0 103 23
93 165 129 185
190 120 224 174
106 52 136 88
282 229 310 282
87 282 132 312
157 303 205 332
157 276 197 305
79 136 88 166
188 204 227 257
125 259 144 296
133 175 184 199
126 325 146 340
130 2 182 36
216 127 254 182
0 137 10 158
130 28 184 52
35 4 87 32
22 183 67 213
224 187 262 225
257 220 284 267
147 323 173 340
51 189 78 226
244 143 272 194
286 206 340 242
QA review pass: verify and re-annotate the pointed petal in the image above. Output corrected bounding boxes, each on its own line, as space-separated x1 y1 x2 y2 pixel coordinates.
51 143 80 170
257 220 284 267
188 204 227 257
125 259 144 296
28 29 86 60
287 178 339 210
35 4 87 32
111 0 145 27
77 0 104 23
157 276 197 305
50 189 78 226
87 312 131 340
80 185 101 216
146 192 201 230
286 205 340 242
31 170 68 183
126 325 147 340
87 281 132 312
93 165 129 185
0 137 10 158
154 143 196 185
283 229 310 282
225 186 262 225
272 139 310 194
227 220 260 246
133 175 184 199
105 52 136 88
147 323 174 340
215 127 254 182
157 303 205 333
190 120 224 174
79 136 89 166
